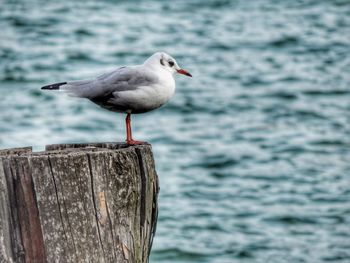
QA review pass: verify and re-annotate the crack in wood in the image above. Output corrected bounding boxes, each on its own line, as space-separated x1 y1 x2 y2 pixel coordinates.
104 192 117 260
100 153 118 261
148 171 159 258
135 149 146 229
87 153 106 262
47 157 70 251
56 160 78 257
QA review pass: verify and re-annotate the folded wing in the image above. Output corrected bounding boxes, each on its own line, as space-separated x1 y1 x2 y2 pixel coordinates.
53 66 158 98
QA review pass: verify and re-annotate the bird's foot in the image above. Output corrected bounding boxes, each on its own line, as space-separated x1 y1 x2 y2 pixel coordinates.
126 139 145 145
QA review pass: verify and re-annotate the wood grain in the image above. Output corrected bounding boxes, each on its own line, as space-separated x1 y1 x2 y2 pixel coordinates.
0 143 158 263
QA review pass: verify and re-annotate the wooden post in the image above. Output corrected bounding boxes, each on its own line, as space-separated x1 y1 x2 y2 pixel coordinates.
0 143 159 263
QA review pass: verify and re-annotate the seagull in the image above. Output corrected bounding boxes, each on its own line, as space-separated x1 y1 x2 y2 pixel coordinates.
41 52 192 145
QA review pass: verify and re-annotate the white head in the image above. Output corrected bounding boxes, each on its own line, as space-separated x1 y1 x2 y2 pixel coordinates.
144 52 192 77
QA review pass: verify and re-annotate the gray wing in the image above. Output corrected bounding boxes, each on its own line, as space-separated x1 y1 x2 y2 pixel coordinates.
61 66 159 99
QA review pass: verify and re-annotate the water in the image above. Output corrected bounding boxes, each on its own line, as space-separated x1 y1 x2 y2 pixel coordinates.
1 0 350 262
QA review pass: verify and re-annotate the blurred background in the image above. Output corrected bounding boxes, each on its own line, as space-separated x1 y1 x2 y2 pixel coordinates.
1 0 349 262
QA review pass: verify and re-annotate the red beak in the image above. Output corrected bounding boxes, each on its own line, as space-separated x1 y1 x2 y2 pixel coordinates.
176 69 192 77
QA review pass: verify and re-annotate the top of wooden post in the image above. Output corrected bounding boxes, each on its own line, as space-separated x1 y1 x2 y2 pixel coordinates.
0 142 152 156
0 142 158 263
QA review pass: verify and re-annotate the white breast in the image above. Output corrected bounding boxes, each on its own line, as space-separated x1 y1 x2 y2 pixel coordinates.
116 70 175 113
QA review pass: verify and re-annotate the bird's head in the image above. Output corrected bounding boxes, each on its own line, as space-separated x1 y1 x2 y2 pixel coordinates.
144 52 192 77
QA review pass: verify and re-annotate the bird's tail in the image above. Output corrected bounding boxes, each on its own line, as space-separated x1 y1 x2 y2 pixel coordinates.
41 82 67 90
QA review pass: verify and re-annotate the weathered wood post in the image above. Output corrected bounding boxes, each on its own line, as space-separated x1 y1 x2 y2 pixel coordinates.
0 143 159 263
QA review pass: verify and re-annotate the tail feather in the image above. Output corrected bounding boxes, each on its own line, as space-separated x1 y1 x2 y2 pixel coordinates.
41 82 67 90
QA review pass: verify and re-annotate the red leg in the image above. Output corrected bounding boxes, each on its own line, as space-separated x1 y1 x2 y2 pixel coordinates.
126 113 132 142
125 113 144 145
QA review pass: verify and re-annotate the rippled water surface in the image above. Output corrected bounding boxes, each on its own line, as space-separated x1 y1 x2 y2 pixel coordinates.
1 0 350 262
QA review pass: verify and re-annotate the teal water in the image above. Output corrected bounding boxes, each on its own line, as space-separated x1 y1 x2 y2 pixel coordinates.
1 0 350 262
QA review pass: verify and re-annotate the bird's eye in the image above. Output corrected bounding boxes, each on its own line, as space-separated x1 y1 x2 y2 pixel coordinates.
168 60 174 67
